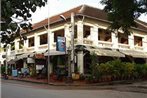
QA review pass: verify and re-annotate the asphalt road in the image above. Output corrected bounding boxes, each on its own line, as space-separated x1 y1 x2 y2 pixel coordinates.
1 80 147 98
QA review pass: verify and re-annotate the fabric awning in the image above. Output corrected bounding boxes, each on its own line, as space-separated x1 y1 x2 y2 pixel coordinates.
119 49 147 58
44 50 66 56
89 48 125 57
7 59 16 64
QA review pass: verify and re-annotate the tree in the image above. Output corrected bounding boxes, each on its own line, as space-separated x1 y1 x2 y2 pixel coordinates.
0 0 47 47
101 0 147 35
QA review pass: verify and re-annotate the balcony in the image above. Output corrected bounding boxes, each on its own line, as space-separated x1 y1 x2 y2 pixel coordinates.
135 46 143 51
17 49 25 54
118 43 130 49
38 44 48 49
10 50 15 55
27 47 35 52
98 41 113 48
74 38 93 45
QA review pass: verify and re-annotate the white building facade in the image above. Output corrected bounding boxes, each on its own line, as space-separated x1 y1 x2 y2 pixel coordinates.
1 5 147 74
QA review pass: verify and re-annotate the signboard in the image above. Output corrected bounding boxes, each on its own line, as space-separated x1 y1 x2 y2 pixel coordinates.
35 54 45 59
27 57 35 63
12 70 18 77
56 36 66 52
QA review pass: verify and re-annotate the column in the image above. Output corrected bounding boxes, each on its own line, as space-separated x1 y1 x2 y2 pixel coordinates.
90 26 98 47
64 24 71 47
23 39 28 52
15 39 19 53
77 21 83 44
34 33 39 52
77 51 84 74
77 21 84 73
143 35 147 52
112 32 118 49
129 33 134 49
49 31 54 49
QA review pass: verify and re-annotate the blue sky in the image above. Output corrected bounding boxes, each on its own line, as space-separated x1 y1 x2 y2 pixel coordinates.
31 0 147 23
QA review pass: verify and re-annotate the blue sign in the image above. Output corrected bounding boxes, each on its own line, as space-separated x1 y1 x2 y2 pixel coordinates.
12 70 18 77
57 37 66 52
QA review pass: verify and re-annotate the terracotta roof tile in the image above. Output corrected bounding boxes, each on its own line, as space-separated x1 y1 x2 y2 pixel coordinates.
30 5 147 33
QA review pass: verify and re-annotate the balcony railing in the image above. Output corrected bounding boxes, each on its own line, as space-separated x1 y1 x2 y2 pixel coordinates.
74 38 93 45
83 38 93 45
118 43 130 49
38 44 48 49
17 49 24 54
135 46 143 50
98 41 113 48
10 50 15 55
27 47 35 52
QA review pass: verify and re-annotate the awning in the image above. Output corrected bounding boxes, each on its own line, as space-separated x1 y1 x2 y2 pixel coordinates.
89 48 125 57
119 49 147 58
16 52 35 60
44 50 66 56
7 59 16 64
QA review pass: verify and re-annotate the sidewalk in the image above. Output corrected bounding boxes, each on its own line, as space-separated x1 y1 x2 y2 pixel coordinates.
7 76 147 88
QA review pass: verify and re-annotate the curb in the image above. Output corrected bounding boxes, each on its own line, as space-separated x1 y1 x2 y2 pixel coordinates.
7 79 132 86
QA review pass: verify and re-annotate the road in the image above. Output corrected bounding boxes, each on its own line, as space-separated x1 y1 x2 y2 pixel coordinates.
1 80 147 98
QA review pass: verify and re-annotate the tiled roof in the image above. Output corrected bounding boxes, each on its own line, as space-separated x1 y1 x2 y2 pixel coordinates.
30 4 147 33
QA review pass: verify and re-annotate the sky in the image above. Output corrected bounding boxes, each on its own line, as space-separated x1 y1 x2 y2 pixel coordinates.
31 0 147 24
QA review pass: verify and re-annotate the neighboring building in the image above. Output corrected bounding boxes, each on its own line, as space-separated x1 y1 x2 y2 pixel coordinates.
0 5 147 75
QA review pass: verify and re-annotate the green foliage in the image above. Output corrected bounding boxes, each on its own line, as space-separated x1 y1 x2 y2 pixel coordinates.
1 66 6 74
1 0 47 46
89 58 147 82
101 0 147 35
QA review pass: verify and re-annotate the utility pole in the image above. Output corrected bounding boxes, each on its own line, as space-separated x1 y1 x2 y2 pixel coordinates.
71 12 75 73
47 0 50 84
5 45 9 75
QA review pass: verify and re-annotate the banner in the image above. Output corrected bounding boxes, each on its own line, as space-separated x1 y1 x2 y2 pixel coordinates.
56 36 66 52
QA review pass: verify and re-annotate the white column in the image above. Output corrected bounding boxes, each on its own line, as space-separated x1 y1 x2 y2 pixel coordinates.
15 39 19 52
23 60 27 68
34 33 39 52
143 35 147 52
23 40 27 52
77 21 84 74
77 51 84 74
64 24 71 47
49 31 54 50
112 32 118 49
77 21 83 44
129 33 134 49
90 26 98 47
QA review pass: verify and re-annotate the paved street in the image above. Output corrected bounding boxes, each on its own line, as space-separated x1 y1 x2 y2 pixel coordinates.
1 80 147 98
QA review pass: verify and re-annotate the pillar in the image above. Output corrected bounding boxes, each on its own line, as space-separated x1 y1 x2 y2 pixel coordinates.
112 32 118 49
129 33 134 49
143 35 147 52
77 21 83 44
90 26 98 47
77 51 84 74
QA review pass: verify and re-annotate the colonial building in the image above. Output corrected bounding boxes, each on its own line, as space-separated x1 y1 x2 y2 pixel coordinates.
1 5 147 75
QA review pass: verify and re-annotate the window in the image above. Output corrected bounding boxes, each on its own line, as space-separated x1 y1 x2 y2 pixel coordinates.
19 40 24 49
118 33 128 44
134 36 142 46
40 33 47 45
54 29 64 42
11 42 15 50
98 28 111 42
28 37 34 47
83 25 90 38
74 25 77 38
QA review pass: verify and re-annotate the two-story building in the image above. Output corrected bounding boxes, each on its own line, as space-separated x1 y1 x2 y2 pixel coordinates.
1 5 147 76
